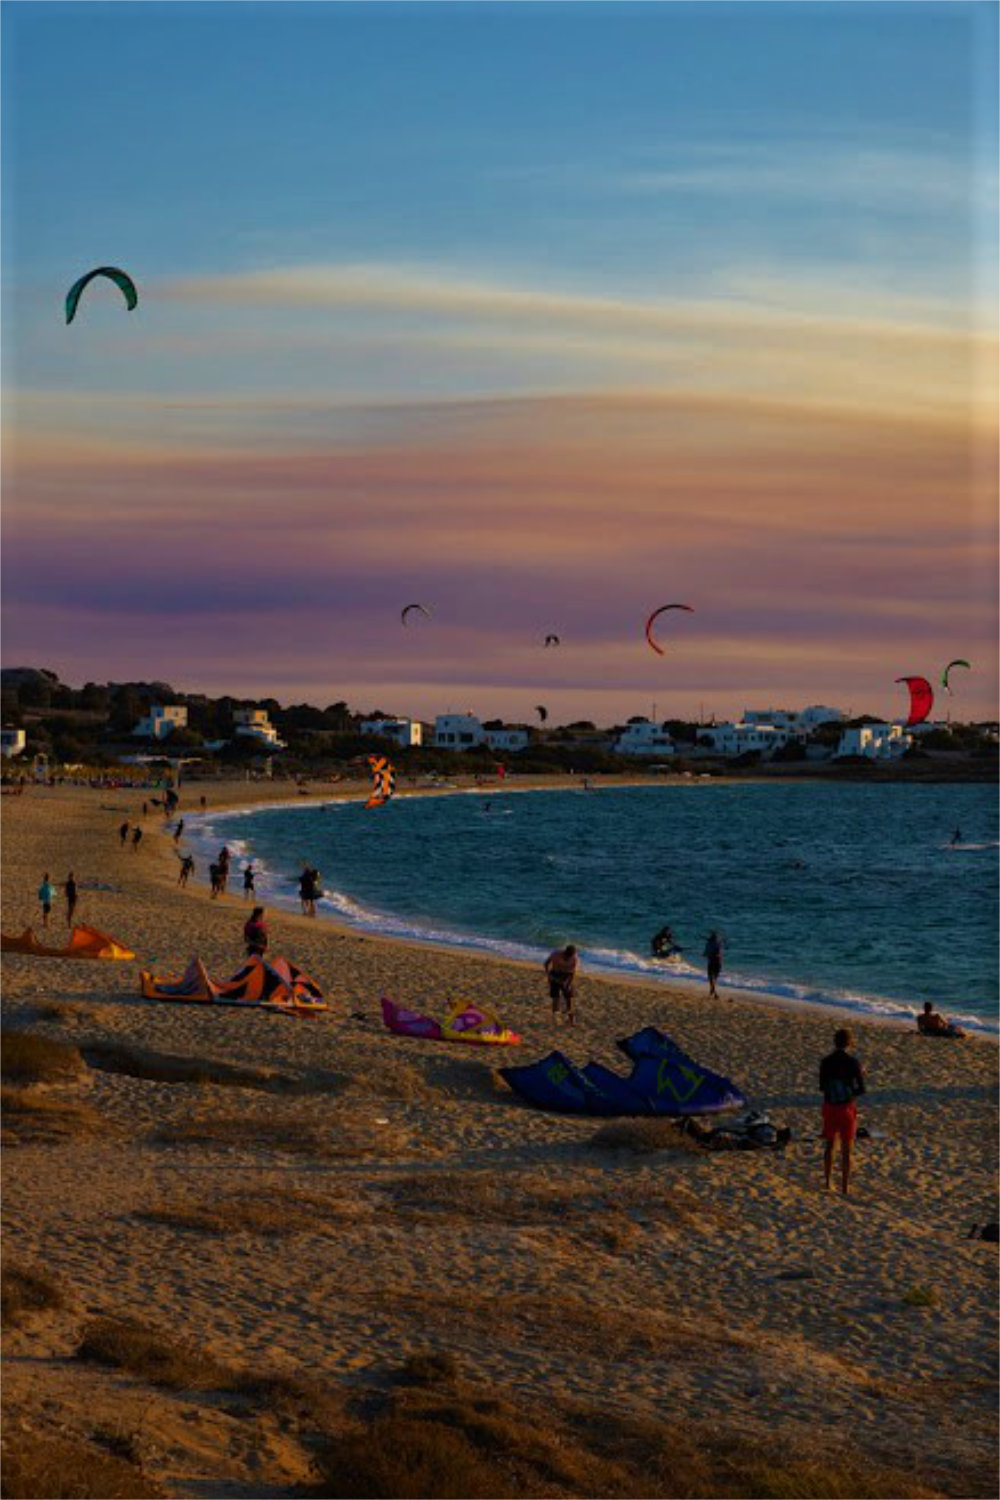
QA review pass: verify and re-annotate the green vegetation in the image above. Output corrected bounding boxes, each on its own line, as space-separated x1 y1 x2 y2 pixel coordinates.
1 1262 65 1328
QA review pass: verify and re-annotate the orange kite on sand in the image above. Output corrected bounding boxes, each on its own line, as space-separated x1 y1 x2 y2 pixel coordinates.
1 924 135 960
141 954 327 1015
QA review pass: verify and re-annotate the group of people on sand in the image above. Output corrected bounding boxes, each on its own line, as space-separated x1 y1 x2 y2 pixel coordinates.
118 820 143 852
37 872 77 929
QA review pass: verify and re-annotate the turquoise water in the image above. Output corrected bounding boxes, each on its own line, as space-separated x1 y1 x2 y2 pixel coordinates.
192 783 999 1036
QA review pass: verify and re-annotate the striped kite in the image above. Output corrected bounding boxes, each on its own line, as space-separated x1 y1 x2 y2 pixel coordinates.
366 755 396 809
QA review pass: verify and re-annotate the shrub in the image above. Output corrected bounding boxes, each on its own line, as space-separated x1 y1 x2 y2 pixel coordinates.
1 1263 64 1328
1 1032 83 1084
76 1316 232 1390
0 1432 164 1499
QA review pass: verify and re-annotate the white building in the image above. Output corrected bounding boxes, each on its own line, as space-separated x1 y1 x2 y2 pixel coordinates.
741 706 845 735
798 705 846 730
836 724 912 760
360 716 423 748
133 705 188 740
434 713 485 749
484 726 530 753
233 707 285 749
1 728 27 758
698 721 792 758
613 719 677 757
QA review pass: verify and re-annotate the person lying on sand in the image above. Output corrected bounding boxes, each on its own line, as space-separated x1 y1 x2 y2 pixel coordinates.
917 1001 966 1039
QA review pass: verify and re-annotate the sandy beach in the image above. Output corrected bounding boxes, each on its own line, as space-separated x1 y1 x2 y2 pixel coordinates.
2 779 997 1498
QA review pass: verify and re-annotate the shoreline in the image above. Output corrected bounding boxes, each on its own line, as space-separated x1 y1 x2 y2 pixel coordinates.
182 777 999 1043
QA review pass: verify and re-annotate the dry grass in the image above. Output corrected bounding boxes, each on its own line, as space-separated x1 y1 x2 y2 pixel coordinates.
1 1085 104 1143
75 1315 233 1391
138 1186 366 1237
345 1056 438 1105
589 1117 704 1154
1 1030 83 1084
1 1262 65 1328
309 1371 943 1499
154 1109 409 1159
0 1431 164 1499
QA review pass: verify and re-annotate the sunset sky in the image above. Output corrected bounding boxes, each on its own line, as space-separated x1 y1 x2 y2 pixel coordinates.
2 0 997 724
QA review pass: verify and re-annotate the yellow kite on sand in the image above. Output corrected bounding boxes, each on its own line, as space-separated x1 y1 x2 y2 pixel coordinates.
0 924 135 960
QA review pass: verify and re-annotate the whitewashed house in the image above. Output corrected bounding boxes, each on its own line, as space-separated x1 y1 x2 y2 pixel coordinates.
835 724 911 759
233 707 286 749
360 717 423 748
613 720 677 757
434 713 485 749
132 705 188 740
484 726 530 753
697 721 792 758
1 728 27 758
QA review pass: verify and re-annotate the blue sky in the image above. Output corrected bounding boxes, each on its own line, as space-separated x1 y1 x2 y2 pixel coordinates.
2 2 997 720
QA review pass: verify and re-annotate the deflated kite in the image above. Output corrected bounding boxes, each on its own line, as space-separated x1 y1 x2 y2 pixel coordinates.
141 955 326 1014
1 924 135 960
896 675 934 728
401 603 431 626
366 755 396 808
645 604 693 656
65 267 138 325
382 997 521 1046
941 659 971 695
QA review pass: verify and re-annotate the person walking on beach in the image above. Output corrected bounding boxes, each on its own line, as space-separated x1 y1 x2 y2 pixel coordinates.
38 873 55 929
209 862 222 898
544 945 578 1024
704 930 724 998
243 864 256 901
820 1028 866 1196
298 865 320 917
178 854 195 887
243 906 269 957
119 820 130 847
217 847 231 895
131 826 143 853
173 818 185 845
64 871 78 927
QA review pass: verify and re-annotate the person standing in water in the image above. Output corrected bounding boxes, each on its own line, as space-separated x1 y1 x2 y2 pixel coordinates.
64 871 78 927
951 828 962 846
173 818 185 845
544 945 579 1024
704 930 724 998
820 1028 866 1196
38 873 55 929
178 855 195 887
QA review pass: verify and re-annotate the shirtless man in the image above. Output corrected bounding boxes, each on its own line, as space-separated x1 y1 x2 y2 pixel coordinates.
544 945 579 1024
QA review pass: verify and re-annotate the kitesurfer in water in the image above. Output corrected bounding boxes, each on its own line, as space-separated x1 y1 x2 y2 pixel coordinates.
951 828 962 846
544 945 578 1024
651 924 681 959
704 931 723 998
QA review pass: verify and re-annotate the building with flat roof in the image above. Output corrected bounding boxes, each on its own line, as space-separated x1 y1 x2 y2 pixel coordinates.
133 705 188 740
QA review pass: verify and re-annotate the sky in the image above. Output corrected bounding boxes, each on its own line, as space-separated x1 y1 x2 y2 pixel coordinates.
2 0 997 725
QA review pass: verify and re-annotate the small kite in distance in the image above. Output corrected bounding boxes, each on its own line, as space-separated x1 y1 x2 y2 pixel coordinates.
535 705 548 723
940 659 971 695
65 267 138 325
543 634 560 647
401 603 431 627
645 604 693 656
895 676 934 728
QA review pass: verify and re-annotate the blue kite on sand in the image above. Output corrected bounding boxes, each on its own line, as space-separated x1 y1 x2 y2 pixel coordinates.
499 1029 746 1117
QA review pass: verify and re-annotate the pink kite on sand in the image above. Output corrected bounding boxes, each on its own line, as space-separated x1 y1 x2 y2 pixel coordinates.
381 997 520 1046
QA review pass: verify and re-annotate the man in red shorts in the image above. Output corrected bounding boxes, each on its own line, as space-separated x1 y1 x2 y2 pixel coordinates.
820 1028 866 1195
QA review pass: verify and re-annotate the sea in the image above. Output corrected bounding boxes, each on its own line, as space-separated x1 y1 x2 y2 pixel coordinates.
189 781 999 1038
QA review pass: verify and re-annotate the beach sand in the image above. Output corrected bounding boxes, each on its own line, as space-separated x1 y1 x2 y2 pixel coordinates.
2 780 997 1498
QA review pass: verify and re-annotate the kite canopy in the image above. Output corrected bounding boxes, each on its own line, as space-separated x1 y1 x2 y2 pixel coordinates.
645 604 693 656
401 603 431 626
500 1029 745 1116
535 705 548 723
544 634 561 647
65 266 138 325
366 755 396 809
141 955 326 1014
381 996 521 1045
895 675 934 728
1 924 135 960
941 659 971 694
